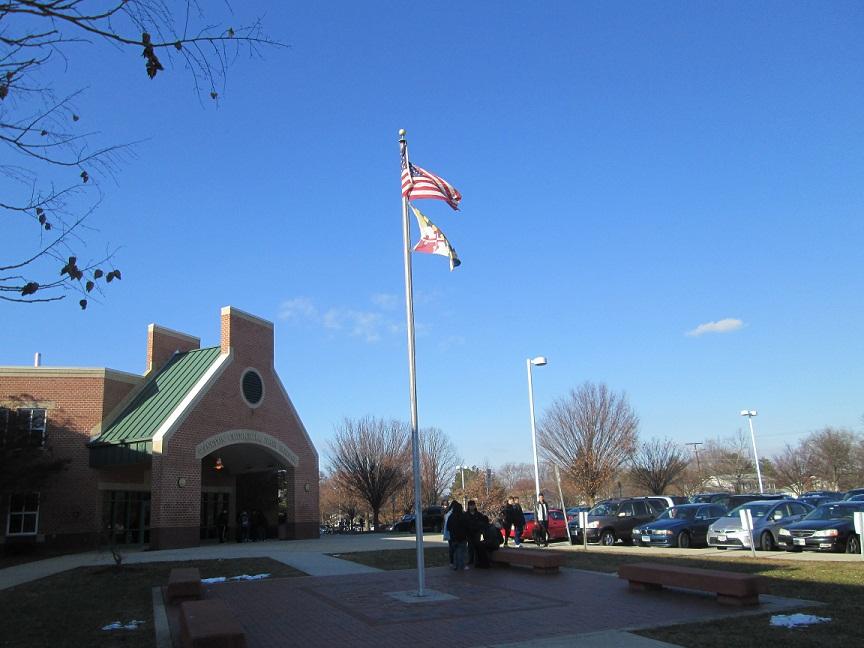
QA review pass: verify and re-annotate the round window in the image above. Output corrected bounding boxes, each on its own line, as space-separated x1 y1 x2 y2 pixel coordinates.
241 369 264 407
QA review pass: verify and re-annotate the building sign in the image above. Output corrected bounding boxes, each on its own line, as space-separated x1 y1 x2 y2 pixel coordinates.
195 429 298 466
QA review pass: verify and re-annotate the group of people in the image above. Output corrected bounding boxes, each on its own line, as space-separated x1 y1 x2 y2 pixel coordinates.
441 500 503 570
441 493 553 570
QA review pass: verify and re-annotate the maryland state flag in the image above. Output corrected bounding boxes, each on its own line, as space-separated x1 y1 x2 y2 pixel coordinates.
410 204 461 271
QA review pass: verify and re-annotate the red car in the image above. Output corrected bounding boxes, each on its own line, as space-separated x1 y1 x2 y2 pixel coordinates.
503 508 569 544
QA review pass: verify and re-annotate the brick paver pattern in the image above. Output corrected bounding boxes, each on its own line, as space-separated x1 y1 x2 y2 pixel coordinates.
169 566 790 647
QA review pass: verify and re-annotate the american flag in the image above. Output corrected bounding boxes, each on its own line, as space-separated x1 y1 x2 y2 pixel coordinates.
401 147 462 210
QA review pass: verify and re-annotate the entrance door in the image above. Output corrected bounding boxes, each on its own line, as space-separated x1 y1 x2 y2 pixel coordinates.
200 492 230 541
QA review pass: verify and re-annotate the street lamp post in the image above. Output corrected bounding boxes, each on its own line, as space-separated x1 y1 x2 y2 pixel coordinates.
526 356 548 501
458 466 467 508
740 410 764 494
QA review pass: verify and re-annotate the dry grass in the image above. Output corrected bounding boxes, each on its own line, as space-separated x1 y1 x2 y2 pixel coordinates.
0 558 304 648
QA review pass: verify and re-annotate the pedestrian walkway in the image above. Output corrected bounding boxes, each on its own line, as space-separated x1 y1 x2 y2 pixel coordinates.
0 533 427 590
165 565 813 648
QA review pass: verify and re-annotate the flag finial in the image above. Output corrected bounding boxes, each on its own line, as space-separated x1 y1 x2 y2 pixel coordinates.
399 128 406 136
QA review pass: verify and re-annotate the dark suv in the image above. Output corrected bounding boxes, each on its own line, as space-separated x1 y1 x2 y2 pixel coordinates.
391 506 445 533
568 498 666 546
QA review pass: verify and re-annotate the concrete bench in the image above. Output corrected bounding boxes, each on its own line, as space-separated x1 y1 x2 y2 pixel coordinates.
618 562 765 606
490 547 566 574
166 567 203 604
180 599 246 648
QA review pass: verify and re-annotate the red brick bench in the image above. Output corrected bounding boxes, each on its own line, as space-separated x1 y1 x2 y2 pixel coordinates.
167 568 203 604
180 599 246 648
490 547 566 574
618 562 765 606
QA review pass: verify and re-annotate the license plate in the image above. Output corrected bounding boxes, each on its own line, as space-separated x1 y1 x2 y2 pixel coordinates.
794 538 806 546
641 535 651 543
718 534 727 542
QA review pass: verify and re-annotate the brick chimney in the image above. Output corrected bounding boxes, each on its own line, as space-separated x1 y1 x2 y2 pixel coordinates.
146 324 201 374
220 306 274 359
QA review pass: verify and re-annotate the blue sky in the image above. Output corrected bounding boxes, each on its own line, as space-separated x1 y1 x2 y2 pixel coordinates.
4 2 863 469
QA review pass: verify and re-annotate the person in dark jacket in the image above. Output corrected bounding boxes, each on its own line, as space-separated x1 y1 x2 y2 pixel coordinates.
465 500 491 568
500 497 515 546
446 502 469 570
535 493 549 547
512 496 526 547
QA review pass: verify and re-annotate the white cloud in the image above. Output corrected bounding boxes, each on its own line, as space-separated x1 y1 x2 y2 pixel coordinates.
279 297 318 321
371 293 399 310
686 318 744 337
279 295 401 344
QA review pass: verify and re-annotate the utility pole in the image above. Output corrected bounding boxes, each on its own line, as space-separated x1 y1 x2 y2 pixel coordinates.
686 442 703 478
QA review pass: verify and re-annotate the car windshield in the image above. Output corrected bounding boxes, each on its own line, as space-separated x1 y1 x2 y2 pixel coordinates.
725 503 773 518
803 503 863 521
656 506 696 521
690 495 714 503
589 502 619 516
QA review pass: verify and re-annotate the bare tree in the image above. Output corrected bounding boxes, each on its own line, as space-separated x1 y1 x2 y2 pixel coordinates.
419 427 459 507
806 427 858 491
771 443 813 495
629 438 688 495
700 431 756 493
328 417 410 530
1 1 283 306
538 382 639 502
496 462 533 494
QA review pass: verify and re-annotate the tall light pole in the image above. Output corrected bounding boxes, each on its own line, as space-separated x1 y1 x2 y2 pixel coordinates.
740 410 764 494
686 442 703 478
458 466 468 508
527 356 548 501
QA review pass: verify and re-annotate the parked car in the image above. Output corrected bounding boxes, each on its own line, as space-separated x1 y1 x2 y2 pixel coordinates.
689 493 731 507
707 499 812 551
799 494 843 509
801 490 843 499
632 504 726 548
505 509 569 544
842 487 864 500
723 492 790 511
778 501 864 553
568 498 665 546
645 496 678 511
391 506 446 532
565 506 590 523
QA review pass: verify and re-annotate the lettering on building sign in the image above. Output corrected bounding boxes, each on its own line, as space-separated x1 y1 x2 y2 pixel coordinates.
194 429 298 466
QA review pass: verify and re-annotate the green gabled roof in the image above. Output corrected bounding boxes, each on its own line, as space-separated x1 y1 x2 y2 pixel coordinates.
92 346 222 447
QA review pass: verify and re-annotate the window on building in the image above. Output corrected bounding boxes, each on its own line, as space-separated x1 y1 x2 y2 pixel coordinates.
7 493 40 535
0 407 47 448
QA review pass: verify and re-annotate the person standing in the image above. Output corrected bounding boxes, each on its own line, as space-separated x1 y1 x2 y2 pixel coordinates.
512 496 526 547
442 501 456 566
217 508 229 543
465 500 491 568
535 493 549 547
500 497 515 546
447 502 469 571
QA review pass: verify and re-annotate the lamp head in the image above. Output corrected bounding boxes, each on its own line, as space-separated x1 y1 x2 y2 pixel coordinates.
530 356 548 366
740 410 757 417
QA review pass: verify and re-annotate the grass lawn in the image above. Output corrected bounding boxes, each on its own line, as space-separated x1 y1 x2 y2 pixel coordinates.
335 547 864 646
0 558 304 648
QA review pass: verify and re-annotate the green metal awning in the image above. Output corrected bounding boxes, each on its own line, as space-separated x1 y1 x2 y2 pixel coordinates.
89 346 221 467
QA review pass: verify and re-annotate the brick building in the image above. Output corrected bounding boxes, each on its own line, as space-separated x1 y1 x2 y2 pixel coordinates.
1 306 319 550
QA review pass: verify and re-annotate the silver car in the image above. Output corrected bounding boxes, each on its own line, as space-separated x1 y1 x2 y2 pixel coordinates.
707 499 812 551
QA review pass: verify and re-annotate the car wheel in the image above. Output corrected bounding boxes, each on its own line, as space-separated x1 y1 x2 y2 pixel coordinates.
570 536 578 545
716 546 727 550
846 534 860 554
600 530 616 546
760 531 775 552
677 532 691 549
786 547 803 553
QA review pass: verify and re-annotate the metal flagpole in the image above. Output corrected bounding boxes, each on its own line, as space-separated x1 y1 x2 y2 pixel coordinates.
399 128 426 596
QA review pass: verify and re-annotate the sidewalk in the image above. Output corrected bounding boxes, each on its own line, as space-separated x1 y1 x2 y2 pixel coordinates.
0 533 433 591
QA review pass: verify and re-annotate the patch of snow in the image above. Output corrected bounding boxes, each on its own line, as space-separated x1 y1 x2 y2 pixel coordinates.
101 620 145 631
770 614 832 628
201 573 270 584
